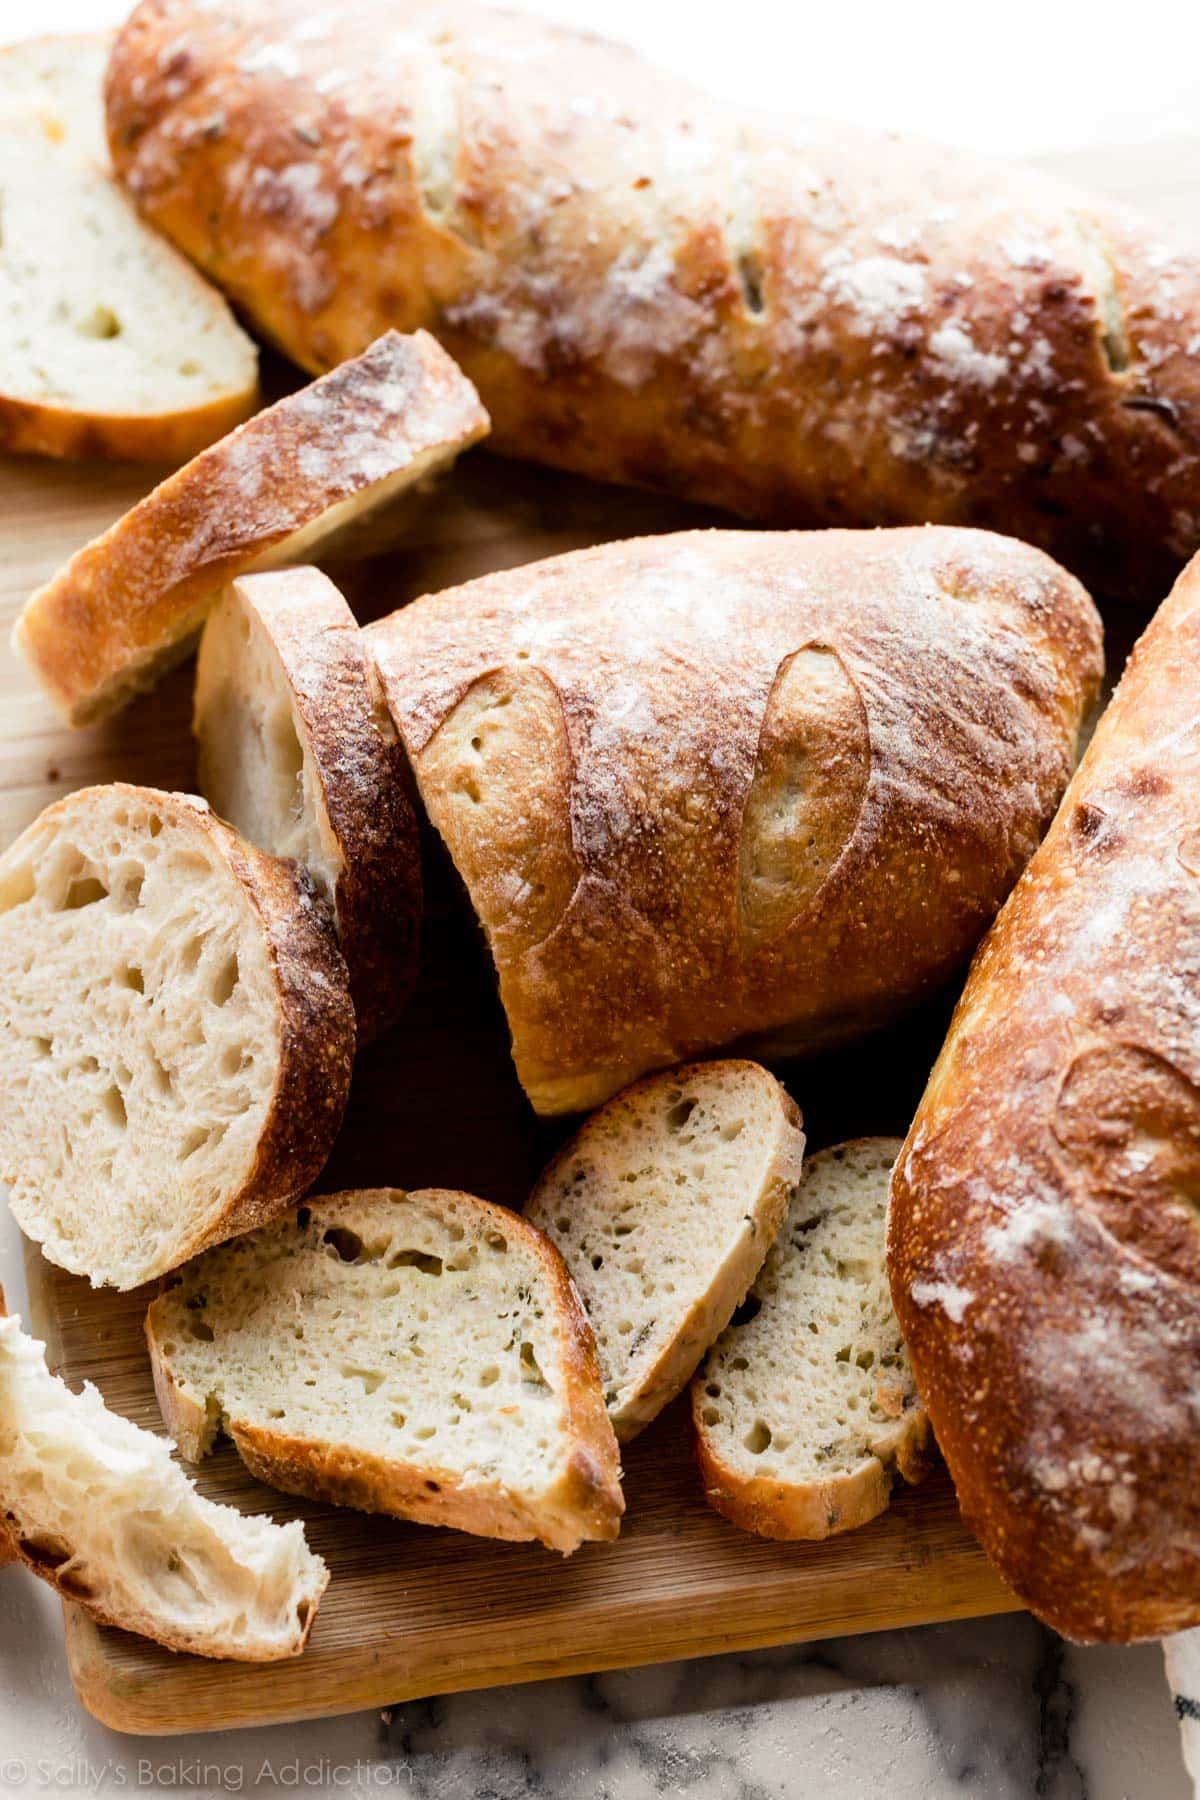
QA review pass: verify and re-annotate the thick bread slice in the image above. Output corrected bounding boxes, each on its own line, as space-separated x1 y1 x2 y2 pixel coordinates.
146 1188 624 1555
0 1292 327 1659
14 330 489 725
693 1139 930 1539
0 783 354 1289
0 53 258 465
526 1060 805 1441
194 569 421 1041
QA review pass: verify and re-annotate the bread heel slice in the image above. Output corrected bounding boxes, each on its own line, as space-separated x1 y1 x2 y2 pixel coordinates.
14 329 489 726
526 1060 805 1441
194 568 421 1041
0 1296 327 1660
693 1138 931 1539
147 1188 624 1555
0 783 355 1290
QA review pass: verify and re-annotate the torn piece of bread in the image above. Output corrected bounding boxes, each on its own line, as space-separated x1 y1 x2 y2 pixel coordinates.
0 51 258 465
0 1292 327 1659
194 569 421 1041
13 330 489 724
693 1139 930 1539
526 1061 805 1442
147 1188 624 1554
0 783 354 1290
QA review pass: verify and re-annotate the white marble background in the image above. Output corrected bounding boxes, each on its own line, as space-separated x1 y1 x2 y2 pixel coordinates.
3 0 1200 1793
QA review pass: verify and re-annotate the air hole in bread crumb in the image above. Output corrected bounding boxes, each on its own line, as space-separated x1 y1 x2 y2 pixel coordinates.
113 867 144 911
744 1421 772 1455
0 865 35 913
324 1227 366 1264
478 1366 499 1387
63 875 107 910
590 1253 603 1270
178 1127 207 1161
486 1232 508 1255
701 1407 720 1426
76 303 121 339
32 1035 51 1057
101 1085 126 1130
188 1319 215 1343
666 1098 696 1130
210 953 239 1007
391 1411 406 1429
519 1340 548 1387
730 1296 761 1329
148 815 163 838
388 1248 443 1275
118 963 144 993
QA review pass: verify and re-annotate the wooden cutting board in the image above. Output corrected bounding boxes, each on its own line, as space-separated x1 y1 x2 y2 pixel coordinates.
3 138 1192 1737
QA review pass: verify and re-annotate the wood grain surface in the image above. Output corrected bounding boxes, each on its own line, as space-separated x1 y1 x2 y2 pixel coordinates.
5 136 1193 1736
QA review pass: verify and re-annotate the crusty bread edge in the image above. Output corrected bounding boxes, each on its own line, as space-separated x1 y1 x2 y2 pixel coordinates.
0 384 259 467
147 1188 624 1554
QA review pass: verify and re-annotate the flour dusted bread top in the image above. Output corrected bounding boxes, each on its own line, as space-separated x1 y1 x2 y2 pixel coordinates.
526 1060 804 1439
0 783 354 1289
890 553 1200 1643
14 330 489 724
0 1297 327 1659
368 526 1102 1113
147 1188 623 1554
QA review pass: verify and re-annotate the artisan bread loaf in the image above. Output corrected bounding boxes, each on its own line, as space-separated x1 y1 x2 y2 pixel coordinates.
146 1188 624 1554
367 526 1102 1114
0 783 354 1289
195 569 421 1040
694 1139 929 1539
889 552 1200 1643
0 1292 327 1659
13 330 489 725
0 37 258 465
526 1061 804 1440
110 0 1200 597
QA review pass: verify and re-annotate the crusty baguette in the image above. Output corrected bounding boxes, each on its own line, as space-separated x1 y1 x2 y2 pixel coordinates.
194 569 421 1041
0 34 258 465
0 783 354 1290
0 1290 327 1659
889 552 1200 1644
526 1060 804 1440
694 1139 929 1539
13 330 489 725
146 1188 624 1554
367 526 1102 1114
110 0 1200 598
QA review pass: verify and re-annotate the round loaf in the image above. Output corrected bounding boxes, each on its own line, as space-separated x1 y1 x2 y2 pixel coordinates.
367 526 1103 1114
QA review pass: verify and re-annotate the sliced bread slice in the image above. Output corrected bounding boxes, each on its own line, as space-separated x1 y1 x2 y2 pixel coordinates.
194 568 421 1041
525 1060 805 1441
692 1138 931 1539
0 783 354 1289
0 1291 327 1659
0 33 111 164
13 330 490 725
146 1188 624 1555
0 87 258 465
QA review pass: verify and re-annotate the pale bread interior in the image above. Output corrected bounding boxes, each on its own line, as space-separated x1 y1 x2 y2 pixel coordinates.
0 1310 325 1659
0 788 284 1289
696 1139 924 1489
0 33 111 165
527 1062 803 1434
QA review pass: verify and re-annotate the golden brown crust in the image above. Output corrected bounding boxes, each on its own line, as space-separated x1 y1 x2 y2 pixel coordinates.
13 330 489 726
889 557 1200 1642
202 569 423 1041
109 0 1200 598
368 526 1102 1113
0 387 258 467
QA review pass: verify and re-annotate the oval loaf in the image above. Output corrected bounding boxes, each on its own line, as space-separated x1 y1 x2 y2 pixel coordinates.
367 526 1103 1113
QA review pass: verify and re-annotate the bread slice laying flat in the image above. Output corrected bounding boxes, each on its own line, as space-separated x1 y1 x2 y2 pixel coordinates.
0 783 354 1289
194 569 421 1041
0 41 258 466
14 330 489 725
0 1289 327 1659
147 1188 624 1554
693 1138 930 1538
526 1061 805 1441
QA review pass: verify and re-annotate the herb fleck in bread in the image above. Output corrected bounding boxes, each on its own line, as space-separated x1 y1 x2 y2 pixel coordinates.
194 569 421 1041
0 1291 327 1660
526 1061 804 1441
0 783 354 1290
147 1188 624 1554
693 1139 930 1539
13 330 489 725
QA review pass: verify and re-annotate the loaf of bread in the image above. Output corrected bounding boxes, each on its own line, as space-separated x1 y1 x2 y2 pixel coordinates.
195 569 421 1040
147 1188 624 1554
0 784 354 1289
0 1291 327 1659
367 526 1102 1113
14 330 488 726
695 1139 929 1539
889 554 1200 1642
526 1060 804 1440
108 0 1200 597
